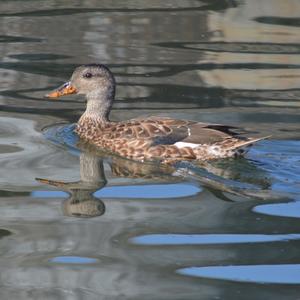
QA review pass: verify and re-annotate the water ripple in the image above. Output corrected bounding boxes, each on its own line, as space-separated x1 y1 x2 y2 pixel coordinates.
0 2 236 18
255 16 300 27
131 233 300 245
0 35 42 43
178 264 300 284
50 256 98 264
155 41 300 54
253 201 300 219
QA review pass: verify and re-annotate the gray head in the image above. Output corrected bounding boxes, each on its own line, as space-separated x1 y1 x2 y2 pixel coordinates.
70 64 115 99
47 64 116 121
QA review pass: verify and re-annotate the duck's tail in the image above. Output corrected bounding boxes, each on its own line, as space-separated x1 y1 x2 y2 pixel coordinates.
225 136 271 151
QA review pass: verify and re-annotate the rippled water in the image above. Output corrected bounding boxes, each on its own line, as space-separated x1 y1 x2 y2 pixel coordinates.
0 0 300 299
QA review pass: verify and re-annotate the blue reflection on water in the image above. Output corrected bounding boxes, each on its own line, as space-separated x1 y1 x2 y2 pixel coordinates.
254 201 300 218
131 233 300 245
50 256 98 264
178 264 300 284
31 190 69 198
32 183 201 199
43 123 79 153
94 183 201 198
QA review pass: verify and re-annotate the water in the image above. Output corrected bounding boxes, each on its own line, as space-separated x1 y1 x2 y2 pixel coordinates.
0 0 300 299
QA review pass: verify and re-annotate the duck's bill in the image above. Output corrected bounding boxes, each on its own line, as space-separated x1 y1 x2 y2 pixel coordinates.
46 82 77 98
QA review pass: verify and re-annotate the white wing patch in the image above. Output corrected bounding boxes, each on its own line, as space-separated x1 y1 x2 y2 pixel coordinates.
174 142 199 149
174 142 225 157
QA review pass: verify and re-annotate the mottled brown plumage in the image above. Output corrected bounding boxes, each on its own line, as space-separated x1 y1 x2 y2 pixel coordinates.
46 64 267 163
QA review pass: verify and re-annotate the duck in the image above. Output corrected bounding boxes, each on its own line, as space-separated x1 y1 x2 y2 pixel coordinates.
46 64 266 164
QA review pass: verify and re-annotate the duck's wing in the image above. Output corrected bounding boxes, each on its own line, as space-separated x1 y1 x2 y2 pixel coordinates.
103 116 240 146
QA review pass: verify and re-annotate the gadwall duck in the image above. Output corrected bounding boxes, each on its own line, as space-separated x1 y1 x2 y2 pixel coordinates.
47 64 266 163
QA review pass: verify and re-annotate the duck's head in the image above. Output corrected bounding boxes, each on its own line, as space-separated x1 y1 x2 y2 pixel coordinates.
46 64 115 100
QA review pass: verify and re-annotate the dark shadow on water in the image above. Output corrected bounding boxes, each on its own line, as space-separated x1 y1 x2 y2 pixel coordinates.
154 41 300 54
0 190 30 197
255 16 300 27
9 53 72 61
0 229 13 239
0 35 42 43
0 1 239 17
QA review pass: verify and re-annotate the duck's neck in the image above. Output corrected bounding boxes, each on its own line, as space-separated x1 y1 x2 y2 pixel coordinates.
78 90 113 129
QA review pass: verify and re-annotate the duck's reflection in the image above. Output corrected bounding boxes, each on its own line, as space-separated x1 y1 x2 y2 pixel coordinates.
37 153 107 218
36 146 176 218
36 144 279 219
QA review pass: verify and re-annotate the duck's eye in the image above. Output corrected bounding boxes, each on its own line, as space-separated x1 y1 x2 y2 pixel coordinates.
83 72 93 79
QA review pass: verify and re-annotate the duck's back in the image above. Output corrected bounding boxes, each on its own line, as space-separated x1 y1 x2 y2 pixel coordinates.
76 116 259 163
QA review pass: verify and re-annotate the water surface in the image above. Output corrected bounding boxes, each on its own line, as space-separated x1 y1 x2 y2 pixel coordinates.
0 0 300 299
